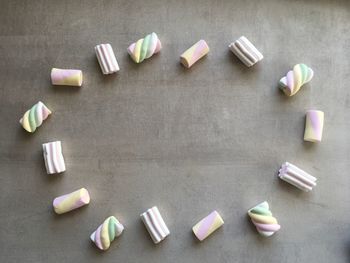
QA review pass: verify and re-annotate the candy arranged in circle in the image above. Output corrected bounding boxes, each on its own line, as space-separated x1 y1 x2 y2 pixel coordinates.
42 141 66 174
90 216 124 250
192 210 224 241
95 43 120 74
127 32 162 63
20 101 51 133
53 188 90 214
248 201 280 237
140 206 170 244
229 36 263 67
304 110 324 142
278 162 316 191
180 40 209 68
279 63 314 96
51 68 83 87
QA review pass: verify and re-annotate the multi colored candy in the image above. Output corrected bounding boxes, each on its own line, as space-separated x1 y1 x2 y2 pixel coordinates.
95 43 120 74
19 101 51 133
278 162 316 192
127 32 162 63
90 216 124 250
229 36 263 67
304 110 324 142
192 210 224 241
279 64 314 96
51 68 83 87
53 188 90 214
180 40 209 68
248 201 280 237
140 206 170 244
42 141 66 174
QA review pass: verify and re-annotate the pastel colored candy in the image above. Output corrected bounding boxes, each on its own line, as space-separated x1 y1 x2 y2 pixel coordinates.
279 64 314 96
90 216 124 250
53 188 90 214
95 43 120 74
229 36 263 67
279 162 316 192
51 68 83 87
19 101 51 133
248 201 280 237
42 141 66 174
304 110 324 142
192 210 224 241
127 32 162 63
140 206 170 244
180 40 209 68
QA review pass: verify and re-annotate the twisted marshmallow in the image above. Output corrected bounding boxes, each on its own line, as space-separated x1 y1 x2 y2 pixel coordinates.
304 110 324 142
248 201 280 237
127 32 161 63
90 216 124 250
19 101 51 133
279 64 314 96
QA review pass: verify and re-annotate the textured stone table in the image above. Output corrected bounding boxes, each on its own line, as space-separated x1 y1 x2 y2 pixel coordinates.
0 0 349 262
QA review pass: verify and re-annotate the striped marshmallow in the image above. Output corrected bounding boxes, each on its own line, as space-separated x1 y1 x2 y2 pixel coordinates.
140 206 170 244
278 162 317 192
229 36 263 67
43 141 66 174
95 43 120 74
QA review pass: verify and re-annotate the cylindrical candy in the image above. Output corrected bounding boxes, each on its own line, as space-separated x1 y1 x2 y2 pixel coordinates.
304 110 324 142
192 210 224 241
53 188 90 214
229 36 263 67
278 162 316 192
127 32 162 63
279 64 314 96
90 216 124 250
95 43 120 74
180 40 209 68
19 101 51 133
248 201 280 237
140 206 170 244
42 141 66 174
51 68 83 87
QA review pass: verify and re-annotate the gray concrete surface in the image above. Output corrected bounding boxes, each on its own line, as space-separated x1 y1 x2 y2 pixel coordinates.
0 0 350 262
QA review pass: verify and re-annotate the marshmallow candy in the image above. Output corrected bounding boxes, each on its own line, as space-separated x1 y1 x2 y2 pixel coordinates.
42 141 66 174
192 210 224 241
95 44 120 74
180 40 209 68
127 32 162 63
278 162 316 191
229 36 263 67
140 206 170 244
51 68 83 87
90 216 124 250
248 201 280 237
304 110 324 142
279 64 314 96
20 101 51 133
53 188 90 214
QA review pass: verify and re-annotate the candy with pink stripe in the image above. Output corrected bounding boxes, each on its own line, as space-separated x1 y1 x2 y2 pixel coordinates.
42 141 66 174
140 206 170 244
192 210 224 241
53 188 90 214
51 68 83 87
95 43 120 74
304 110 324 142
180 40 209 68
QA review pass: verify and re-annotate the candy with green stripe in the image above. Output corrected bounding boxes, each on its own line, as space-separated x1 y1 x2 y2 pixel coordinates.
19 101 51 133
279 64 314 96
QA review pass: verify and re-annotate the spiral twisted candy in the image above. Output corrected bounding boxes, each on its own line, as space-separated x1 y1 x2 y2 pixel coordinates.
279 64 314 96
90 216 124 250
127 32 162 63
248 201 280 237
19 101 52 133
